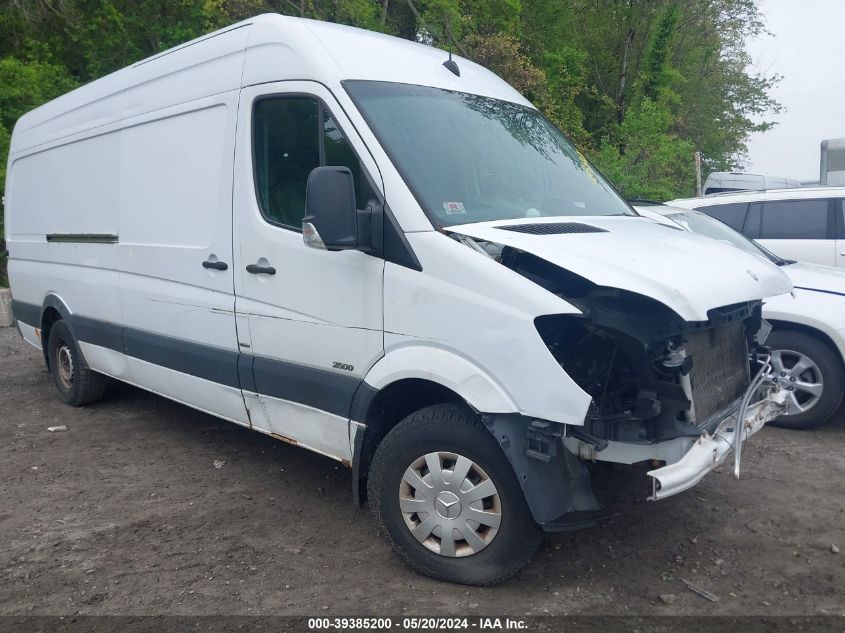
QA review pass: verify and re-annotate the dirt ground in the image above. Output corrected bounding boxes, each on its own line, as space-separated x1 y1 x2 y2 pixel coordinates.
1 325 843 617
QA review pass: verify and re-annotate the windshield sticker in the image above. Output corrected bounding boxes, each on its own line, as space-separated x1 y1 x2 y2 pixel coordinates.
443 202 467 215
576 150 599 185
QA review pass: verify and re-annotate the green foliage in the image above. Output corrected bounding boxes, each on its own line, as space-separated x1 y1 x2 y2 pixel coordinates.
0 57 78 129
0 0 781 217
597 98 695 201
640 5 679 102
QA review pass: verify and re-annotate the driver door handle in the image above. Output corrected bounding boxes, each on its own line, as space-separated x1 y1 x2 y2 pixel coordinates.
246 263 277 275
202 260 228 271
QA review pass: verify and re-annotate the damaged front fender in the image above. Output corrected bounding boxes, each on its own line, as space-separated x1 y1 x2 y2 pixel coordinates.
482 413 601 531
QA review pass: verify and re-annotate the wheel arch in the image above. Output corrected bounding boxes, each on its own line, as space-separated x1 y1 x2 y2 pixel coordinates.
39 294 72 367
361 344 518 415
767 319 845 373
350 377 467 504
350 345 523 504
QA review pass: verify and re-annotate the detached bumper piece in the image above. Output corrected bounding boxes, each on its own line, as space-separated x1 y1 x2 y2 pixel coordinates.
647 387 787 500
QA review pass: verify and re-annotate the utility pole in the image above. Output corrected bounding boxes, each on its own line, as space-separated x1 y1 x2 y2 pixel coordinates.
694 151 702 196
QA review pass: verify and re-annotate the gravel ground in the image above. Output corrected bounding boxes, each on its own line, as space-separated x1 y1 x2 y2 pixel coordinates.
1 325 843 616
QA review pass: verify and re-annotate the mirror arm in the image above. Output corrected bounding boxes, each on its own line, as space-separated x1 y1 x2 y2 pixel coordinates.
356 205 376 253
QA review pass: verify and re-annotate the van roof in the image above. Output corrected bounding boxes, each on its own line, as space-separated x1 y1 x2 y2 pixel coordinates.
667 186 845 208
11 14 527 154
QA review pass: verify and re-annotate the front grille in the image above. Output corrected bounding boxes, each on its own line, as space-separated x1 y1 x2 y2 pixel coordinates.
497 222 608 235
686 321 750 424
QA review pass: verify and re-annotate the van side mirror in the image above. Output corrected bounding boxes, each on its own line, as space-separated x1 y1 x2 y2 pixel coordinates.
303 166 358 251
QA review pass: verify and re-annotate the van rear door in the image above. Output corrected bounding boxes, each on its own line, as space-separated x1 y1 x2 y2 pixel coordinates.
233 81 385 462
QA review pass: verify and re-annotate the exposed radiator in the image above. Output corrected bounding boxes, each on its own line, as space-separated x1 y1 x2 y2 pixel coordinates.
686 321 750 424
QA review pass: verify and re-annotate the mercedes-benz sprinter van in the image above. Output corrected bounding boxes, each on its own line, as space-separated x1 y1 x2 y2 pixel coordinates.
4 14 792 585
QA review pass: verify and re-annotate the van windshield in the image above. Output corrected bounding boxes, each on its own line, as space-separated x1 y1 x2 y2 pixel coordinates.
344 81 634 227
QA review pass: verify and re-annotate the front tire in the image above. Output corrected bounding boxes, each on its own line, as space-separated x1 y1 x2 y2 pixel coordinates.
47 320 108 406
768 330 844 429
368 404 543 585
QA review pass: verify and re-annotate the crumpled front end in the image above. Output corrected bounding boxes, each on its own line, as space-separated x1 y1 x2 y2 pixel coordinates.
539 300 788 502
647 369 787 500
512 251 786 501
446 226 791 504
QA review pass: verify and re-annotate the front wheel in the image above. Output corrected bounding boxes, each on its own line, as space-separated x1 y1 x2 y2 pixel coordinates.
367 404 543 585
767 330 844 429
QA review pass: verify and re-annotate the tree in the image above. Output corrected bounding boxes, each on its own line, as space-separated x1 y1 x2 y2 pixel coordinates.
598 97 696 200
0 0 782 206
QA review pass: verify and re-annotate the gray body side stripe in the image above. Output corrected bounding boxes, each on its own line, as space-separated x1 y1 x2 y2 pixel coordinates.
121 324 241 389
71 316 124 355
253 356 361 418
10 300 40 328
12 300 362 419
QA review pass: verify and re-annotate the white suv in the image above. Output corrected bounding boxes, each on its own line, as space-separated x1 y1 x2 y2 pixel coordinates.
669 188 845 268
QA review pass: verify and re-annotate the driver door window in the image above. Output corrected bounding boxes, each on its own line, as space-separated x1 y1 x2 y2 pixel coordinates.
252 96 375 230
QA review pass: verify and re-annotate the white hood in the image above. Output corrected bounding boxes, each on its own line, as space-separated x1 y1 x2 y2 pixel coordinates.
448 216 793 322
783 261 845 296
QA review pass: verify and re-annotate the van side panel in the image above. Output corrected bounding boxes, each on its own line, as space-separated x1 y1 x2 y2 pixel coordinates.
6 135 124 355
7 25 250 426
9 26 250 155
11 138 119 237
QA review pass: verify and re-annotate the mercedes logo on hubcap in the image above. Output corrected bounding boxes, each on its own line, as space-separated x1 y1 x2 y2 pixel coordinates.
434 491 462 519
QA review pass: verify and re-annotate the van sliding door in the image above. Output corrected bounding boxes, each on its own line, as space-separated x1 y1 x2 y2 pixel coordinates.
116 91 249 426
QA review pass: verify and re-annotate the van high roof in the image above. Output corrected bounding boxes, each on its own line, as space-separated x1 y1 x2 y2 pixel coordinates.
11 13 528 154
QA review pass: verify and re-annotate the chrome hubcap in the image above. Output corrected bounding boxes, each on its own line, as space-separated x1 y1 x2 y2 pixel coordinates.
771 349 823 415
399 451 501 558
57 344 74 389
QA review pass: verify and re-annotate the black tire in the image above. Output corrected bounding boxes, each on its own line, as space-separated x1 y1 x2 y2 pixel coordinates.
768 330 844 430
47 319 108 406
368 403 543 585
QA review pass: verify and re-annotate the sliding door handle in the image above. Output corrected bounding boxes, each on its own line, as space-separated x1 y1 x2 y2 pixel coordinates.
246 263 277 275
202 260 228 271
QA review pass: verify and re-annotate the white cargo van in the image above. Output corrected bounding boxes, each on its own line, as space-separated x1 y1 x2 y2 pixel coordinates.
5 14 792 585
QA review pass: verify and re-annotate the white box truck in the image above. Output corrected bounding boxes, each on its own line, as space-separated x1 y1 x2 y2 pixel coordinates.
4 14 792 584
820 138 845 186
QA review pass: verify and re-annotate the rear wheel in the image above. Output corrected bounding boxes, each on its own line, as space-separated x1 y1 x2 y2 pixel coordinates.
767 330 843 429
47 320 107 406
368 404 543 585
